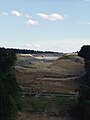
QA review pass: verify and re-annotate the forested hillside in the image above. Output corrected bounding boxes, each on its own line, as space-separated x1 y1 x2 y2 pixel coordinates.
0 48 20 120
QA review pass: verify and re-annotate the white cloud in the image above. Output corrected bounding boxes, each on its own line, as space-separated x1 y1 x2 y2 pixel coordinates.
25 19 39 26
38 13 64 21
11 10 23 17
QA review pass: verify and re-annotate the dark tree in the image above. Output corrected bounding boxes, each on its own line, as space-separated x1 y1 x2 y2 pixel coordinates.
0 48 20 120
78 45 90 120
78 45 90 60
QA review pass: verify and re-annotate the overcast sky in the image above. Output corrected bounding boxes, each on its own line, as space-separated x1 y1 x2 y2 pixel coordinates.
0 0 90 52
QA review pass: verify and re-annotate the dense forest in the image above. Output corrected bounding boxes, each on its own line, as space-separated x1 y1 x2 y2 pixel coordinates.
78 45 90 120
0 48 21 120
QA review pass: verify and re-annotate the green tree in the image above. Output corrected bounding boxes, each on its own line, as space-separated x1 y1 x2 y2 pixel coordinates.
0 48 21 120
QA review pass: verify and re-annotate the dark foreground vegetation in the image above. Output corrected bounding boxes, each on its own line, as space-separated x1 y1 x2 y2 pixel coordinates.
0 48 21 120
76 45 90 120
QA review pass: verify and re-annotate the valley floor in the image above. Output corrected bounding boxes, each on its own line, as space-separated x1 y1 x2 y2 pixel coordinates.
15 53 84 120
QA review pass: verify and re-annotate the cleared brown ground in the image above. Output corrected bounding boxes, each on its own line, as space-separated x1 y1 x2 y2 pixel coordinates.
15 54 84 120
15 54 84 93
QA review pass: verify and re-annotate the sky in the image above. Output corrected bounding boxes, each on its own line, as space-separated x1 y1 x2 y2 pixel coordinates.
0 0 90 52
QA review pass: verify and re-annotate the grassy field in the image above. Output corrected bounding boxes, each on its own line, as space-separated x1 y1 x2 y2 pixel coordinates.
18 94 76 120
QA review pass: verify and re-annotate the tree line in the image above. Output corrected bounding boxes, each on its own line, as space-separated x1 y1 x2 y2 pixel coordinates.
4 48 60 54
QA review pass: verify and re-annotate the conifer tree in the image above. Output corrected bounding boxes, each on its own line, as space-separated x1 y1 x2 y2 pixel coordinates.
0 48 20 120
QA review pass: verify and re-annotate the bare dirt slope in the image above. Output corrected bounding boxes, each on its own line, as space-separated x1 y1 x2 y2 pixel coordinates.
15 54 84 93
15 53 84 120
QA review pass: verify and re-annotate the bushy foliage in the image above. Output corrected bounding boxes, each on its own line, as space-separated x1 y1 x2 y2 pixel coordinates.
78 45 90 120
78 45 90 60
0 48 20 120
